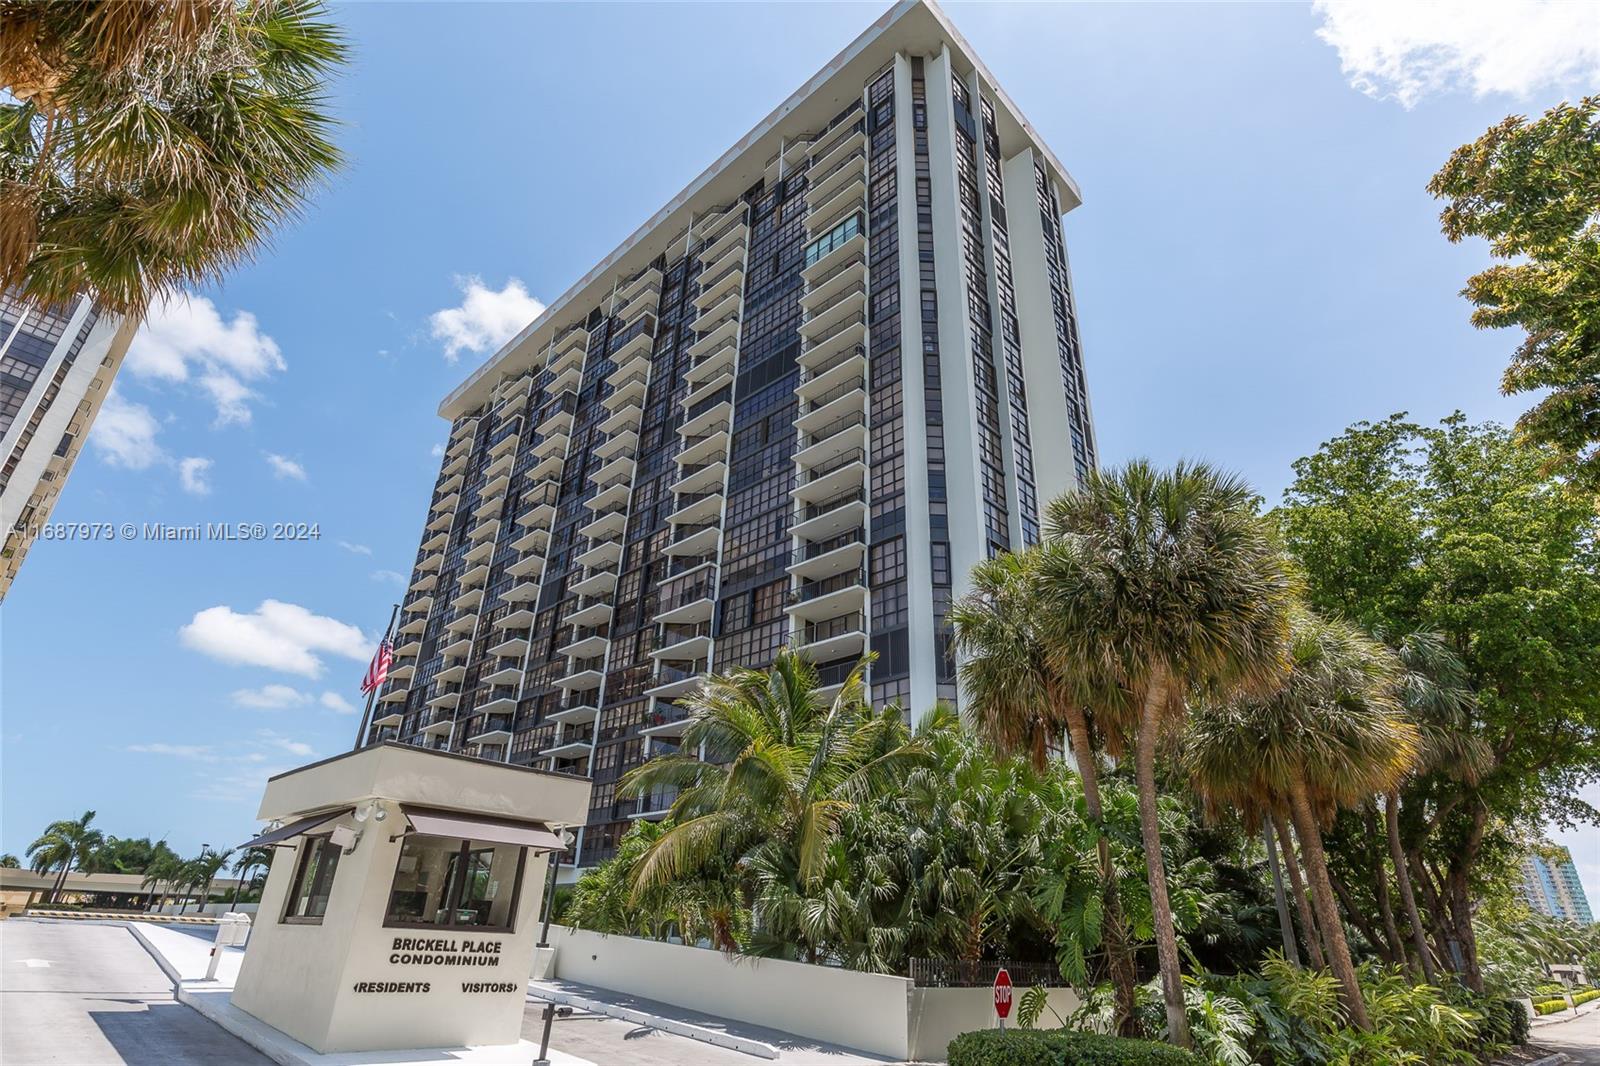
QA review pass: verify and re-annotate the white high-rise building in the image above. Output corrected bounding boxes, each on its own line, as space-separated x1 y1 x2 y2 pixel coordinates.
363 0 1099 867
0 291 134 601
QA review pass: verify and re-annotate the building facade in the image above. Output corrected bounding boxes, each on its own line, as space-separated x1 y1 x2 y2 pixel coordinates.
0 291 134 601
1521 846 1594 925
363 0 1098 866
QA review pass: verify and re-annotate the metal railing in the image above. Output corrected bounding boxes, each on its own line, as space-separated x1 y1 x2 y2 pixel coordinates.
800 486 866 523
908 958 1068 989
793 568 867 603
792 530 866 564
799 612 864 645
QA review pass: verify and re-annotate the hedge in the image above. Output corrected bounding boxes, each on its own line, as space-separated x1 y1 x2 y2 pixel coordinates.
1575 988 1600 1007
1476 997 1530 1047
947 1028 1202 1066
1533 998 1570 1016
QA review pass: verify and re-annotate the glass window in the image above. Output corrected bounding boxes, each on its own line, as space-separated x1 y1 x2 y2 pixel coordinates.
384 834 525 932
283 835 341 923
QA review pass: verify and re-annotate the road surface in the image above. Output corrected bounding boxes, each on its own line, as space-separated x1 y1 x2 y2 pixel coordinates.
0 919 272 1065
1536 1006 1600 1065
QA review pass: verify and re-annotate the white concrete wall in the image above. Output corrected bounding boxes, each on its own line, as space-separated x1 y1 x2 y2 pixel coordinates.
549 927 915 1060
908 987 1081 1061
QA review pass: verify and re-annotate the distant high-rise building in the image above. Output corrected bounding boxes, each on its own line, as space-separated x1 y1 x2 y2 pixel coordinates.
1521 845 1594 924
0 291 134 600
361 0 1098 867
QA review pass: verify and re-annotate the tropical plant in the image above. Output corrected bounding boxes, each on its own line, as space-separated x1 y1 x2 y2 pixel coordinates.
230 845 273 906
175 847 231 913
950 548 1140 1034
1428 96 1600 491
0 853 19 868
141 850 185 913
1186 609 1419 1030
620 648 929 963
0 0 347 316
25 810 104 903
1036 461 1296 1047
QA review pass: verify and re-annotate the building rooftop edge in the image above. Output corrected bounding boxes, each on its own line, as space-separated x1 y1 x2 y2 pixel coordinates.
437 0 1081 422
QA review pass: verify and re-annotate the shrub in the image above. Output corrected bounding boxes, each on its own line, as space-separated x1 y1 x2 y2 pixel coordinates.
1533 998 1570 1016
1573 988 1600 1007
1470 996 1531 1048
947 1028 1202 1066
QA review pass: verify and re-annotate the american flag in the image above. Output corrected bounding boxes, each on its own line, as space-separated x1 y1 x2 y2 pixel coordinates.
361 639 393 696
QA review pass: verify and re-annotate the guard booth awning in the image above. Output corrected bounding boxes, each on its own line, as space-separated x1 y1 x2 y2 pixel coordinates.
399 805 567 852
239 808 354 849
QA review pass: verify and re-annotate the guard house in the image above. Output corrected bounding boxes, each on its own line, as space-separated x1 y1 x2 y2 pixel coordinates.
230 742 590 1054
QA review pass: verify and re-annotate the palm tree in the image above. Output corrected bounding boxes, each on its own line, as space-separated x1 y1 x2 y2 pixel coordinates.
1035 461 1295 1048
1386 631 1486 983
620 648 929 964
0 854 20 868
949 548 1140 1035
230 845 274 907
1186 609 1419 1030
0 0 347 316
142 851 185 913
181 848 233 913
26 810 104 903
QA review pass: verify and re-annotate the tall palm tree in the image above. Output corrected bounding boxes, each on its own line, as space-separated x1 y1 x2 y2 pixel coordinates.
142 851 185 913
949 548 1140 1035
0 0 347 316
1386 631 1486 983
1036 461 1295 1048
230 845 273 907
26 810 104 903
621 648 929 964
180 847 233 913
1186 610 1419 1030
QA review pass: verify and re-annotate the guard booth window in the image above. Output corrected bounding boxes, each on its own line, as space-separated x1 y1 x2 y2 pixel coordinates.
283 835 341 923
384 834 525 932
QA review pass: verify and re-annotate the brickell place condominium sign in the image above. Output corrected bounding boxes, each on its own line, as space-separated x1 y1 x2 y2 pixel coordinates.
227 744 589 1054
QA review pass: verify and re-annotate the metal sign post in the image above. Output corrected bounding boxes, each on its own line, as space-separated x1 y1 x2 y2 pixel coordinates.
993 966 1012 1031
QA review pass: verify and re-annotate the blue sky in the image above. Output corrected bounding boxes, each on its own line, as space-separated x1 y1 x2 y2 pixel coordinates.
3 2 1597 900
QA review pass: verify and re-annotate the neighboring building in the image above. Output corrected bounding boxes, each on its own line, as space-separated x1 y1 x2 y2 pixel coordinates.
1521 845 1594 924
362 0 1098 867
0 290 135 600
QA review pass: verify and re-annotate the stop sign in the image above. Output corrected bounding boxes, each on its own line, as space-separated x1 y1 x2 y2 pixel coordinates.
993 967 1013 1020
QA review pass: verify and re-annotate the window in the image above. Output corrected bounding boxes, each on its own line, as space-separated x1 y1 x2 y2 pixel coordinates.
384 834 525 932
282 835 341 923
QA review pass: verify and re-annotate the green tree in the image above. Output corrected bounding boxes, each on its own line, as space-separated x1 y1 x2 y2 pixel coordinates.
565 820 746 950
1187 609 1419 1029
949 549 1141 1034
621 648 929 963
1037 461 1296 1048
141 850 185 913
1428 96 1600 491
1279 413 1600 991
0 0 347 316
0 853 19 868
25 810 104 903
177 847 231 913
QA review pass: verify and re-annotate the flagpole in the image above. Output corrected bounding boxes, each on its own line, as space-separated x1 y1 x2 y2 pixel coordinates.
354 603 401 751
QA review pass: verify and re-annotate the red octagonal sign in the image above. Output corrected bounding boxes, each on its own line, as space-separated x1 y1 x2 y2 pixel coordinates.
993 967 1013 1019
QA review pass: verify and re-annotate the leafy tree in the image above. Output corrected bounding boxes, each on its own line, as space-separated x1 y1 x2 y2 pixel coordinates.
1428 96 1600 491
0 0 347 316
621 649 929 963
1037 461 1295 1048
88 835 178 875
1279 413 1600 991
949 549 1141 1034
141 850 185 912
0 853 19 868
565 820 746 950
25 810 103 903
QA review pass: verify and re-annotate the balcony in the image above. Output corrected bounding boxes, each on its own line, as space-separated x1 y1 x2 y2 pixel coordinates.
618 265 663 306
800 281 866 342
468 715 514 747
610 323 655 366
788 531 867 581
647 661 708 700
516 484 560 527
657 578 715 625
408 571 437 594
679 386 732 438
496 607 536 630
441 451 468 477
569 566 617 598
619 277 662 322
388 662 416 683
528 452 563 484
549 700 600 726
462 538 494 566
547 340 584 381
530 428 569 462
436 470 465 495
592 453 635 490
535 392 578 436
506 551 544 578
579 504 628 541
488 430 520 460
671 459 726 497
787 568 869 623
676 427 730 467
418 712 455 737
693 260 745 312
794 611 868 662
640 704 692 740
665 522 719 557
468 516 500 544
403 594 433 616
547 361 582 398
427 688 462 711
372 708 404 728
598 399 643 436
510 520 549 553
683 337 737 389
795 416 868 471
808 120 864 171
807 148 866 219
587 476 631 515
558 625 609 659
795 381 866 437
451 586 484 612
377 681 409 704
476 691 518 719
594 428 638 463
431 491 460 516
793 448 866 506
565 594 612 629
557 655 605 691
688 313 739 362
487 634 530 660
668 489 722 527
699 217 749 271
791 485 868 542
796 340 866 399
480 661 523 687
484 450 515 480
395 635 424 658
439 634 472 661
652 622 712 663
443 610 477 635
436 661 467 684
540 736 593 762
801 228 866 285
502 579 540 604
628 788 680 820
575 536 622 571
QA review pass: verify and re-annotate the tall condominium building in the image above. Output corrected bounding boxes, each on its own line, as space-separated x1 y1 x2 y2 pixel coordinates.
0 291 134 601
1521 846 1594 925
362 0 1098 866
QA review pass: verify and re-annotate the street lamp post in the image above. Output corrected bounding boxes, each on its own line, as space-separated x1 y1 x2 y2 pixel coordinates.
534 828 575 1066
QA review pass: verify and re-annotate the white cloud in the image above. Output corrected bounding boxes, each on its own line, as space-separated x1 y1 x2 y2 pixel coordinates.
178 456 214 495
231 683 310 709
124 293 286 426
265 453 307 481
258 730 316 758
430 442 446 458
338 541 372 556
127 742 215 761
320 691 357 715
1313 0 1600 108
429 276 544 363
89 390 164 470
179 599 372 679
370 569 406 586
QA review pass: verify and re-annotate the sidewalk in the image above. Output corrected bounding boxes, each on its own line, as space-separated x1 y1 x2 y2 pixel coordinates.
1533 997 1600 1029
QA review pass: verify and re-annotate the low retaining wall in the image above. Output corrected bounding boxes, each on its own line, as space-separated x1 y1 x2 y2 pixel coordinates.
547 927 1081 1062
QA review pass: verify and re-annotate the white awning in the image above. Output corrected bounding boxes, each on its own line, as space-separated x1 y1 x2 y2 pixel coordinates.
399 805 567 853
